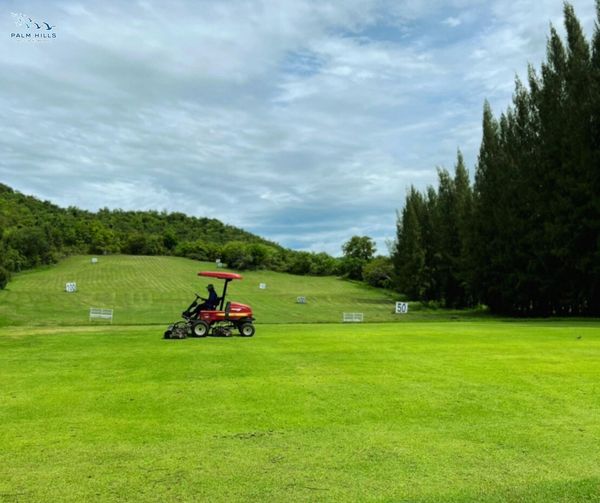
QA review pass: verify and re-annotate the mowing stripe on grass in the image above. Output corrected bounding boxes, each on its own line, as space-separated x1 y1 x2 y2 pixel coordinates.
1 322 599 502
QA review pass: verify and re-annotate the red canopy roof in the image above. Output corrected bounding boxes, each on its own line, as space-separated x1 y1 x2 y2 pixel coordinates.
198 271 243 280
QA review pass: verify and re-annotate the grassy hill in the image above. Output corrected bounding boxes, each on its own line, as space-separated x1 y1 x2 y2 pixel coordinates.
0 255 402 326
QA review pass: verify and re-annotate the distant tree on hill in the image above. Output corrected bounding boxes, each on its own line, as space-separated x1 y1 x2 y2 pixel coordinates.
342 236 376 261
162 230 178 251
340 235 376 280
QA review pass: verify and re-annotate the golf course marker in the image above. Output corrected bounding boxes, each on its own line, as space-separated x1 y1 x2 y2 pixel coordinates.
343 312 363 322
89 308 113 323
395 302 408 314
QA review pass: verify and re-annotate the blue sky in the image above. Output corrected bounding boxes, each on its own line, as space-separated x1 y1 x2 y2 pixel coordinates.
0 0 597 255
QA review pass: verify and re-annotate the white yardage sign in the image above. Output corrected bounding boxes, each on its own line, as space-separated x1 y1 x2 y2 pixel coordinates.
395 302 408 314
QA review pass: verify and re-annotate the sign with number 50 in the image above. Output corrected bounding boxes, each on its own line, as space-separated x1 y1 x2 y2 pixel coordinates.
395 302 408 314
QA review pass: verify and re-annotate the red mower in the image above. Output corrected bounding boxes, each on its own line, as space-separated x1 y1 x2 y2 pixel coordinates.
164 271 255 339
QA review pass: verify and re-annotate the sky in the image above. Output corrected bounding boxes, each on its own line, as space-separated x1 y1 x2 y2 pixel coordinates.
0 1 597 256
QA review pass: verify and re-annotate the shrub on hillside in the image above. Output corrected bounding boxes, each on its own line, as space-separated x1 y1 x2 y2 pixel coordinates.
0 244 25 272
363 257 394 288
220 242 280 270
0 266 10 289
89 222 121 254
287 251 313 275
246 243 277 269
124 233 164 255
221 241 253 269
4 227 54 268
309 252 339 276
339 256 365 280
175 240 211 261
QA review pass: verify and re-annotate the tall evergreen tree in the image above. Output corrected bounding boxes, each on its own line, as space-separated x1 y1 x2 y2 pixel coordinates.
533 26 569 314
452 150 474 307
505 77 542 313
420 186 439 300
432 167 457 305
590 0 600 311
557 3 594 313
394 187 427 299
472 101 509 312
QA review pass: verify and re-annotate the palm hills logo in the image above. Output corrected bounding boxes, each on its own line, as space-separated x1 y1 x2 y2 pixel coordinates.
10 13 57 40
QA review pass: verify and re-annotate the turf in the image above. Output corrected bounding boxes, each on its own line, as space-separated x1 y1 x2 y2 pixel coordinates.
0 255 406 326
1 322 599 502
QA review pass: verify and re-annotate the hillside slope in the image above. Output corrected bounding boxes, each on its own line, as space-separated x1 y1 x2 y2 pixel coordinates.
0 182 285 272
0 255 399 326
0 183 340 282
0 183 277 247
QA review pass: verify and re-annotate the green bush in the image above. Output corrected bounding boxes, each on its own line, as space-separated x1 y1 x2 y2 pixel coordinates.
0 266 10 289
310 252 339 276
339 256 365 280
124 233 164 255
363 257 394 288
175 240 210 261
221 241 253 269
287 252 313 275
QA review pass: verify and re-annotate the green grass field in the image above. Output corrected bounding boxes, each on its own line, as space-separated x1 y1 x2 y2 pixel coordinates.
1 256 599 502
0 255 404 326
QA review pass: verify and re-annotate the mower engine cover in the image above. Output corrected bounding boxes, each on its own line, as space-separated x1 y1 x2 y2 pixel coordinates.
228 302 252 315
196 302 253 322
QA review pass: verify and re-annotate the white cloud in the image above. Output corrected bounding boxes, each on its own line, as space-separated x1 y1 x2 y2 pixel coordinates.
443 16 462 27
0 0 597 255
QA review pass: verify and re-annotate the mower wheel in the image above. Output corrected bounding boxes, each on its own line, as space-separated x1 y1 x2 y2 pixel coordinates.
192 320 209 337
239 322 255 337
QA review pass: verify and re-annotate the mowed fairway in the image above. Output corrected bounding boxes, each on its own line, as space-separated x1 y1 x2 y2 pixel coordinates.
1 322 600 502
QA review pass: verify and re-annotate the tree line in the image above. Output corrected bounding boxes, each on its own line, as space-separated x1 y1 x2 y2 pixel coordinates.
393 2 600 316
0 183 387 288
0 183 342 287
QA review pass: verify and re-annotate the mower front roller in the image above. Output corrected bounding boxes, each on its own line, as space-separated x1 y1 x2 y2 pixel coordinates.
164 321 189 339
